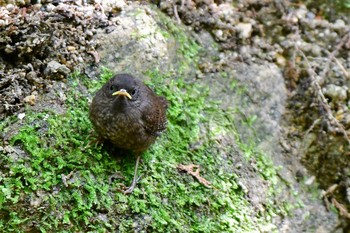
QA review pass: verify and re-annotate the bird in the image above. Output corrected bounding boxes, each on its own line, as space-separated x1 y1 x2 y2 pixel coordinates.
89 73 168 194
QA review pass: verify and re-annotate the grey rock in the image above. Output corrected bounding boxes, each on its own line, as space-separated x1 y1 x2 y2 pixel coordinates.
43 61 70 80
323 84 348 101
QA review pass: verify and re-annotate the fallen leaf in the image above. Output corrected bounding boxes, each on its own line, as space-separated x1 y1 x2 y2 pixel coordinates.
177 164 212 188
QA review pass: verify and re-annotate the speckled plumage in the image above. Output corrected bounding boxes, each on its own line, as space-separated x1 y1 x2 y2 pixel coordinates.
89 73 168 154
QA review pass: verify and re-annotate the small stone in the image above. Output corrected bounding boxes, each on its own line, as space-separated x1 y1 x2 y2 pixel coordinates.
344 114 350 126
6 4 15 11
295 5 308 19
304 176 316 185
67 46 76 51
323 84 348 101
275 54 287 67
85 30 93 37
215 29 223 38
46 3 56 11
26 71 38 83
18 113 26 120
289 15 298 24
236 23 252 39
44 61 70 79
23 94 36 105
334 19 345 29
5 45 15 54
347 187 350 203
306 12 315 20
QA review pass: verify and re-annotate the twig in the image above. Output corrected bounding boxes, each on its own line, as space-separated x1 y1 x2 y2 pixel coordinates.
173 4 181 24
319 32 350 83
322 184 350 219
304 118 321 137
62 170 75 187
332 198 350 219
333 56 349 78
295 46 350 146
177 164 212 188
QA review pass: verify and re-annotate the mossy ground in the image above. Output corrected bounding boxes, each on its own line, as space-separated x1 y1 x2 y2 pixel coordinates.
0 10 290 232
0 72 288 232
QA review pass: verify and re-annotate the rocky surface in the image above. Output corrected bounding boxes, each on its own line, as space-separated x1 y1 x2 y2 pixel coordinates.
162 1 350 229
0 1 108 118
0 0 350 231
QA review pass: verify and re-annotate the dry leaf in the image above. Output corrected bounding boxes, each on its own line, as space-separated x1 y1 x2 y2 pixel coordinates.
177 164 212 188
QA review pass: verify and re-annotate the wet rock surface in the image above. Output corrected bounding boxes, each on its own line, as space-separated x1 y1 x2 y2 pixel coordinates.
1 0 350 231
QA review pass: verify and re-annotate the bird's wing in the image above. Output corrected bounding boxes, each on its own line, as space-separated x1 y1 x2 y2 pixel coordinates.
142 95 168 136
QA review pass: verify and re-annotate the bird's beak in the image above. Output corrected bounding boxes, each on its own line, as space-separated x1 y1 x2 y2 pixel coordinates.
112 89 132 100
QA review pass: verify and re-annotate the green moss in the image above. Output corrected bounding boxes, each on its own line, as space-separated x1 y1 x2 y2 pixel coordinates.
0 69 266 232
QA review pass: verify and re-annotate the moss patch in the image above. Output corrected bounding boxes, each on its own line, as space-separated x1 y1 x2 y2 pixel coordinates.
0 69 289 232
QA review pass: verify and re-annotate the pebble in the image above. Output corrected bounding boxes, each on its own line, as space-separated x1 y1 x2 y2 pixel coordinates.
306 12 315 19
236 23 252 39
6 4 15 11
323 84 348 101
46 3 55 12
295 5 308 19
334 19 345 29
18 112 26 120
44 61 70 79
23 94 36 105
67 46 76 51
215 29 223 38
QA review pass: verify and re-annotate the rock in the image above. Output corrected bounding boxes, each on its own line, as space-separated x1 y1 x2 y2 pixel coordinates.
6 4 15 11
275 53 287 66
46 3 56 12
43 61 70 80
323 84 348 101
67 46 76 51
26 71 40 84
295 5 308 19
92 6 171 76
94 0 126 12
23 94 36 105
17 112 25 120
235 23 253 39
334 19 345 29
215 29 223 38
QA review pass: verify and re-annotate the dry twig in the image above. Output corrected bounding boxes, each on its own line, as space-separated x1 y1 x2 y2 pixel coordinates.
319 32 350 82
173 4 181 24
177 164 212 188
331 198 350 219
295 46 350 145
322 184 350 219
62 170 75 187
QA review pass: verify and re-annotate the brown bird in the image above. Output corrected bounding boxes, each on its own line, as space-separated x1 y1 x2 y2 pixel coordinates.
89 74 168 194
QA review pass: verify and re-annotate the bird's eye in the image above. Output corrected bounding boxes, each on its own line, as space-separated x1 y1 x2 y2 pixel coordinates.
131 89 137 96
110 85 117 91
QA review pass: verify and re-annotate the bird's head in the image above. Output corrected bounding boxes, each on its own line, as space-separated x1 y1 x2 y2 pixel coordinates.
104 74 141 110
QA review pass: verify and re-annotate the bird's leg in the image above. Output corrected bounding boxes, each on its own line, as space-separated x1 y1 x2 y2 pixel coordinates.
123 155 141 194
87 129 104 147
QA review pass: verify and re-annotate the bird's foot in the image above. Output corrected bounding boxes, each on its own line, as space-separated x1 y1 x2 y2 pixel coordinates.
118 175 142 194
123 185 135 194
87 130 104 147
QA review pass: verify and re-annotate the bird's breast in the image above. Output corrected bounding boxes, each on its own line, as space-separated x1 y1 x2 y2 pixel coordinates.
102 109 156 152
